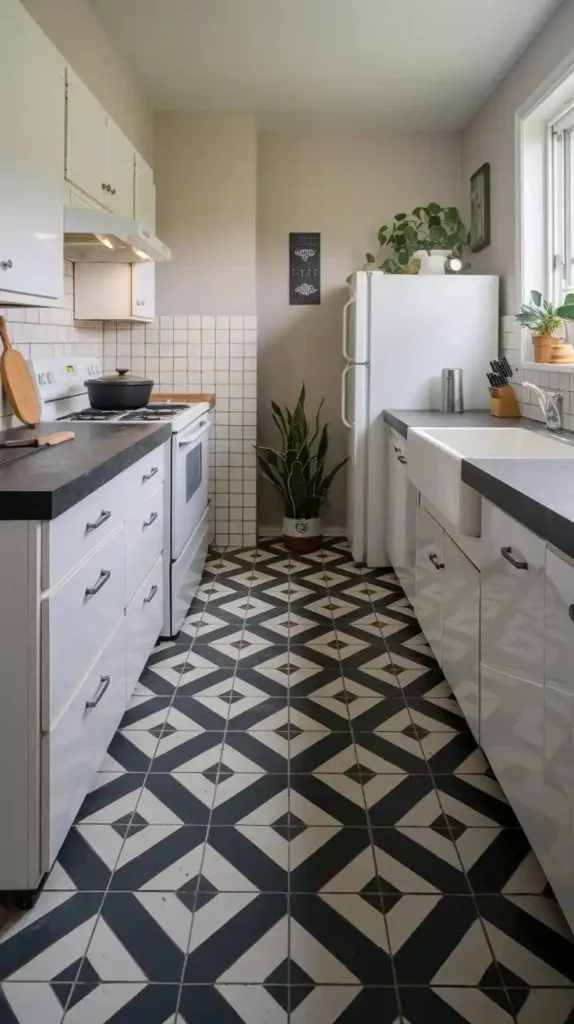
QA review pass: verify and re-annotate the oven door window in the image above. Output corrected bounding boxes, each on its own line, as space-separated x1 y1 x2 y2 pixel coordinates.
186 444 202 503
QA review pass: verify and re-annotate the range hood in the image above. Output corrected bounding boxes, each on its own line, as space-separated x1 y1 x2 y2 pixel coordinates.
64 207 171 263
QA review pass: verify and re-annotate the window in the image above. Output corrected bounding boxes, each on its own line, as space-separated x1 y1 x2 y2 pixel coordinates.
550 104 574 303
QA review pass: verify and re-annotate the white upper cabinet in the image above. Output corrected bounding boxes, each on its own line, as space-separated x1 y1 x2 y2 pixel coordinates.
106 120 135 219
65 70 134 218
0 8 64 301
65 69 109 209
135 154 156 231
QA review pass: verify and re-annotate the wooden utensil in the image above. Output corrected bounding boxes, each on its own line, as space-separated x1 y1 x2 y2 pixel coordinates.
0 430 75 449
0 316 41 426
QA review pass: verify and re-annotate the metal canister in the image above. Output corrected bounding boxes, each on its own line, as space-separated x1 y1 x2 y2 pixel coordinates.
441 368 464 413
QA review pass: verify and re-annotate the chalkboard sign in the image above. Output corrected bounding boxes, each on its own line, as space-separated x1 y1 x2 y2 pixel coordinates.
289 232 320 305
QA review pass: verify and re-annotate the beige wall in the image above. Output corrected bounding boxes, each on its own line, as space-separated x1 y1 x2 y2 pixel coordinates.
461 0 574 314
21 0 153 162
257 130 461 528
154 112 257 315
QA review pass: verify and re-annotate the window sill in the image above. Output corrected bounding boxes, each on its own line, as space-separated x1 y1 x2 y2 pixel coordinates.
522 361 574 372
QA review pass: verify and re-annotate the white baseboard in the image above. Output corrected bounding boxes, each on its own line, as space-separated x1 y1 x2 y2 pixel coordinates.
258 526 346 539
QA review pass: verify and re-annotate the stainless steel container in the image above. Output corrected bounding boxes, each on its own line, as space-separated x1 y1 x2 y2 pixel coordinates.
441 368 464 413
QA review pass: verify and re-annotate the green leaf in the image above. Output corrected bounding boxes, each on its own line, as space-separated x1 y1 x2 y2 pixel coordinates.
377 227 388 245
428 215 441 228
530 290 542 308
564 292 574 304
366 252 376 263
557 304 574 320
412 206 423 219
426 202 441 216
397 250 410 266
395 212 407 221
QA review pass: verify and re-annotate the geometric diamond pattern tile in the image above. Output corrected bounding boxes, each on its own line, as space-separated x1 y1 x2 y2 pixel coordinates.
4 537 574 1016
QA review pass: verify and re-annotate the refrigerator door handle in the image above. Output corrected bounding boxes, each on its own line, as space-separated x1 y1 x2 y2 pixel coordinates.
341 363 354 429
342 297 356 362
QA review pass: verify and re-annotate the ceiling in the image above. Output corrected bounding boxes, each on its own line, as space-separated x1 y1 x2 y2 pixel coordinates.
90 0 563 130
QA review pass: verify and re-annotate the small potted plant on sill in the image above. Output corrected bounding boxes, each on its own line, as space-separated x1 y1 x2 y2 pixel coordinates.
515 290 562 363
365 203 469 275
255 384 348 553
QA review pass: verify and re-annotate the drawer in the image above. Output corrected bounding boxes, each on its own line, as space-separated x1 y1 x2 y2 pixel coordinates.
126 485 164 600
480 501 546 683
123 443 167 510
126 556 164 698
42 618 126 868
41 526 126 730
545 548 574 691
41 471 127 590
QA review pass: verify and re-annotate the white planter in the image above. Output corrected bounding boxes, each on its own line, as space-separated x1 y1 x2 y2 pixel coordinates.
282 516 322 552
414 249 447 275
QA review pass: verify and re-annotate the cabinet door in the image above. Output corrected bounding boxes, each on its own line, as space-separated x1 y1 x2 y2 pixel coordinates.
0 12 64 300
386 431 403 572
481 661 544 854
135 152 156 230
414 506 443 663
66 70 109 208
131 262 155 320
543 549 574 930
106 119 135 218
480 501 546 683
442 534 480 741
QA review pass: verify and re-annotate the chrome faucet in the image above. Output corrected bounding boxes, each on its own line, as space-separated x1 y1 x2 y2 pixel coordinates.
522 382 564 431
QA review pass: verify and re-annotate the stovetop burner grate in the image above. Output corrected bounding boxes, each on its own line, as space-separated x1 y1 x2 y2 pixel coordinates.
61 403 191 423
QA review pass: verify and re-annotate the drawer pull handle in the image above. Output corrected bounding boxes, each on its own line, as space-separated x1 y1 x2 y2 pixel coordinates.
142 466 159 483
144 584 158 605
143 511 158 529
85 509 111 533
397 455 407 465
393 444 401 453
85 674 110 711
569 604 574 624
429 552 445 570
85 569 111 597
500 546 528 570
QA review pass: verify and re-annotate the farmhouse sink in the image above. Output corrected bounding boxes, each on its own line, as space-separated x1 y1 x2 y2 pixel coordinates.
407 427 574 536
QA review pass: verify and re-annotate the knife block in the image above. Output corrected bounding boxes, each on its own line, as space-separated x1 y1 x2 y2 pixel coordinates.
490 384 521 418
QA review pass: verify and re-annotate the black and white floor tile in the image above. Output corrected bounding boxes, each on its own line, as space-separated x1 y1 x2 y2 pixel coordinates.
1 538 573 1022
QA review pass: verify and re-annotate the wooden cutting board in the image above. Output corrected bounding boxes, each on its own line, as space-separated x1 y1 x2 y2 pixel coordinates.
0 316 41 426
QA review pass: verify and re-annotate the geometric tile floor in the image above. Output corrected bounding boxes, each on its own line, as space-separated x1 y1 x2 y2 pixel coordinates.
1 538 574 1022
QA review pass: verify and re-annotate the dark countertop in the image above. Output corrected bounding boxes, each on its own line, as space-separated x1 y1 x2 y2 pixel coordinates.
0 421 171 520
383 409 574 558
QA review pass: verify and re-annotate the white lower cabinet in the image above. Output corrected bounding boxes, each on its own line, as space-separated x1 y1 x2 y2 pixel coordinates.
442 534 480 742
126 557 164 697
414 506 444 663
386 428 417 605
543 548 574 930
0 445 168 894
43 618 126 866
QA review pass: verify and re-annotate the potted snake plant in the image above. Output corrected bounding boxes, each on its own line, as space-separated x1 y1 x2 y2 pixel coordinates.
255 384 348 552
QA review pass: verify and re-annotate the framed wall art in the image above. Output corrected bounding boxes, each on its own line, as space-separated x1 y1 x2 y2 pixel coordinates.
289 232 321 305
469 162 491 253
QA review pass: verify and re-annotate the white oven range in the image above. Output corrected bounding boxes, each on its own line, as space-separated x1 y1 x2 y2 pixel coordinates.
28 357 211 637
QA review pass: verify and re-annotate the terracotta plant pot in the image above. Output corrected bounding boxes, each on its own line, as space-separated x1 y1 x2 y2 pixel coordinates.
532 334 555 363
282 516 322 553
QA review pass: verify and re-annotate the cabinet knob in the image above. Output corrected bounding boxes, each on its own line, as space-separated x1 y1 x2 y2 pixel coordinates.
0 260 13 271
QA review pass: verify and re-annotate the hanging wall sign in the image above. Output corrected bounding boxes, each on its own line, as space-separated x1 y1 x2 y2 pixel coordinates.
289 232 321 305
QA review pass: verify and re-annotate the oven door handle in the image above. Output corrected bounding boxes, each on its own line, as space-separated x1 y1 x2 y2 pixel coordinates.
178 418 210 448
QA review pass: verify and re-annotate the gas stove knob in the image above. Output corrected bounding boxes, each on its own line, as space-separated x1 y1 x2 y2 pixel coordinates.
47 372 55 383
37 372 46 385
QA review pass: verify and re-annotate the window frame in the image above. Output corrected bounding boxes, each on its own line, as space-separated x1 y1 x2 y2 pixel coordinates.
549 102 574 305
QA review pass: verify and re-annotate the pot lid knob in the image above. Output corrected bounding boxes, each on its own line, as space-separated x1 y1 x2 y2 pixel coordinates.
116 368 129 376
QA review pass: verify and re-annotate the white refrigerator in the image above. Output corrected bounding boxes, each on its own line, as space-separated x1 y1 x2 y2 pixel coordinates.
343 271 498 567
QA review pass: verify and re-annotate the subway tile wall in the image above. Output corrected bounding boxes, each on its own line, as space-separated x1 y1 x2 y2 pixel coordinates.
102 314 258 548
0 260 102 366
500 315 574 429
